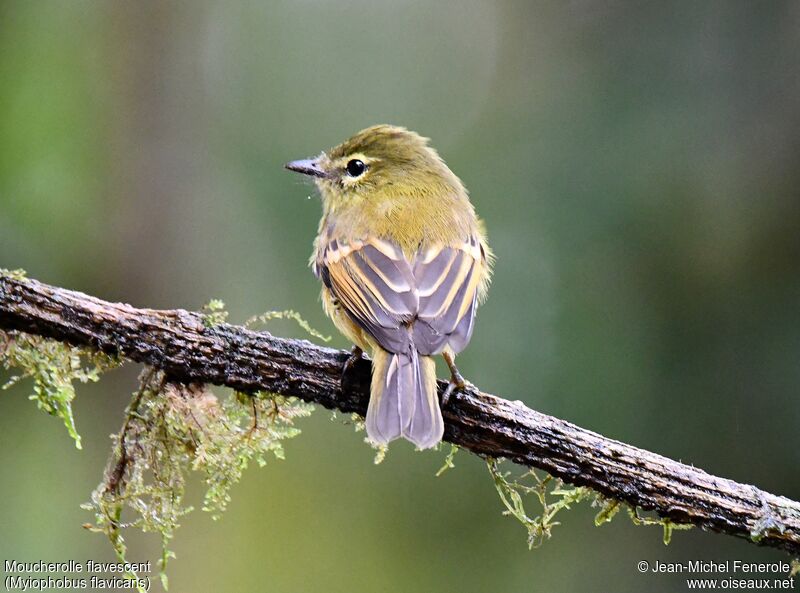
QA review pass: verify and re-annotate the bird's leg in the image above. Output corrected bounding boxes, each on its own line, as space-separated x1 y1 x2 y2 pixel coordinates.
341 345 364 388
441 351 466 406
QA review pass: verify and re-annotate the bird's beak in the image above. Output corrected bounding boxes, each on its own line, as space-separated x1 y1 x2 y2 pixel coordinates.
285 158 327 179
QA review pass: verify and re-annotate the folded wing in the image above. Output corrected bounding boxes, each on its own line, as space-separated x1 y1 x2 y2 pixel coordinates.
315 235 486 355
412 237 484 355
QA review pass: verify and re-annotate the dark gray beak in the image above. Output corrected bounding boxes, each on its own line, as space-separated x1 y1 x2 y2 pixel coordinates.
285 158 327 179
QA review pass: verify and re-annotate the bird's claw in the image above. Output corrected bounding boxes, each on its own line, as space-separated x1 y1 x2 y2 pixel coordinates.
441 372 466 407
440 351 467 407
341 346 364 389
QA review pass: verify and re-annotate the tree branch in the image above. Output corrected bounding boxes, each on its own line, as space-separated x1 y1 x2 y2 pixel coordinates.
1 272 798 555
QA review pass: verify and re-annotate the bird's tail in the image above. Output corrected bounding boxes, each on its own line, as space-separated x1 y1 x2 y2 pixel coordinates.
366 347 443 449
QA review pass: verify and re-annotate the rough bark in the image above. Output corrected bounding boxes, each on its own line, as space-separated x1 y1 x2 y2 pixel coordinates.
1 273 798 556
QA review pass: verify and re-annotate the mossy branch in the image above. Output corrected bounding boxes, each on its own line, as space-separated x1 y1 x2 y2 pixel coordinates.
1 272 800 556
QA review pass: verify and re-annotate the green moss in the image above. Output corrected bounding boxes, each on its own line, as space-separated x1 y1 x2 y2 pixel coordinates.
593 497 621 526
625 506 693 545
0 330 120 448
83 302 325 586
201 299 229 327
487 458 693 549
82 370 313 589
0 268 28 281
436 443 459 477
245 309 331 342
488 458 591 548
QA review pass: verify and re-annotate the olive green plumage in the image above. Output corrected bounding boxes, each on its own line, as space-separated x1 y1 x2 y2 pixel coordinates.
286 125 492 449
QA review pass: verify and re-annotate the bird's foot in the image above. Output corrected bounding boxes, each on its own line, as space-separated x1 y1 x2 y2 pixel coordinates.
441 352 467 407
341 346 364 389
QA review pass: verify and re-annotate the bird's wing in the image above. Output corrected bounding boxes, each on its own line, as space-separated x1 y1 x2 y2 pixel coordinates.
315 238 418 353
412 235 486 355
316 235 486 356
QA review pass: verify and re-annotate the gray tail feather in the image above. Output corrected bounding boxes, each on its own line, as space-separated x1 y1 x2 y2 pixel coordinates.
366 348 443 449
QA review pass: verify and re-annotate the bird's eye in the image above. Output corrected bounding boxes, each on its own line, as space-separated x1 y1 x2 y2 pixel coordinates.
346 159 367 177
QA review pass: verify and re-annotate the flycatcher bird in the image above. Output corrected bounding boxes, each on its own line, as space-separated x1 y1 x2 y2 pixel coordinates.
285 125 492 449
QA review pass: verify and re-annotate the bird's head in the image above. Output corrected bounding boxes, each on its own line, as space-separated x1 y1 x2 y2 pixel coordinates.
285 125 464 211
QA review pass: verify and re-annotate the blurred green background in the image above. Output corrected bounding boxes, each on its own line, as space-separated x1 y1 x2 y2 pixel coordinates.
1 1 799 592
